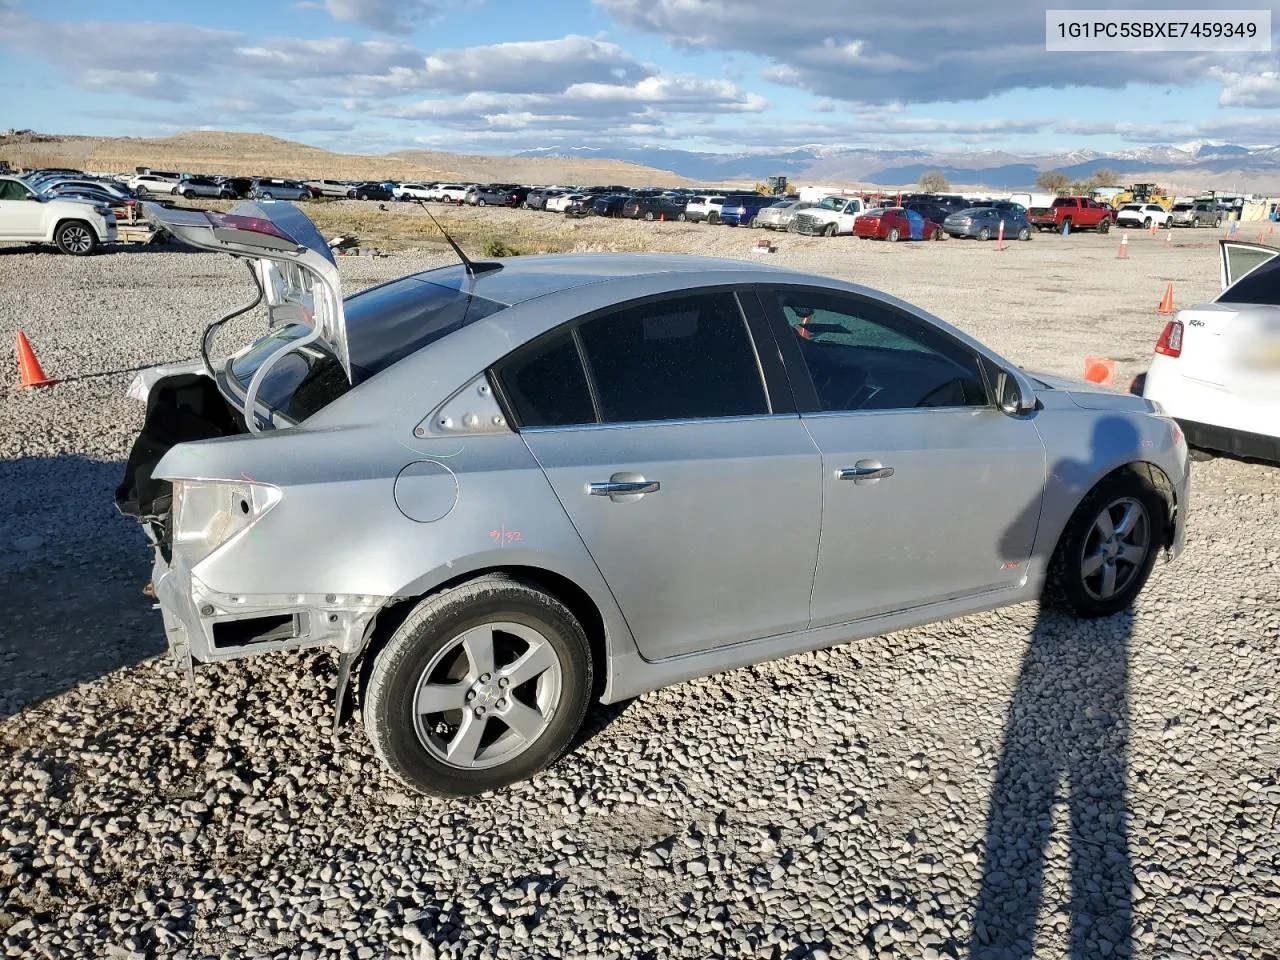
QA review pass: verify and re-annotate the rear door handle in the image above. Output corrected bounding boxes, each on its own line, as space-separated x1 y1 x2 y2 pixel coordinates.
588 480 660 496
838 461 894 484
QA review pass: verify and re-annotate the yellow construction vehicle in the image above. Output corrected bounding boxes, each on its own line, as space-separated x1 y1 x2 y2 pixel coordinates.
1111 182 1175 211
754 176 791 196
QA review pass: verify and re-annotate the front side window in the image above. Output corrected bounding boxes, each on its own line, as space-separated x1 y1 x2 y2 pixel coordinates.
0 180 32 201
767 289 989 412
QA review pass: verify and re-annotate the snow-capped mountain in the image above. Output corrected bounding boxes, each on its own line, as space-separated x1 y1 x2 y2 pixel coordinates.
515 142 1280 190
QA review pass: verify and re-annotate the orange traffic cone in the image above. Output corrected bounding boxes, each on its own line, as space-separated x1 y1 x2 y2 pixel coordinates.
1117 234 1129 258
14 332 55 389
1084 357 1115 386
660 213 665 222
1165 229 1172 245
1157 283 1175 315
1148 221 1156 236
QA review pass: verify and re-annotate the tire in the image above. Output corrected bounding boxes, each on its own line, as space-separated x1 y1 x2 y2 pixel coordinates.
261 192 273 200
478 199 486 207
1214 218 1222 228
643 211 655 221
1017 227 1030 241
748 216 758 229
135 186 149 197
1097 218 1110 234
887 227 900 242
363 575 593 797
977 227 991 241
1144 217 1152 228
55 220 97 256
1061 218 1072 232
1043 470 1164 618
932 228 944 241
1192 218 1199 228
707 211 719 225
677 212 687 222
357 192 368 201
823 223 838 237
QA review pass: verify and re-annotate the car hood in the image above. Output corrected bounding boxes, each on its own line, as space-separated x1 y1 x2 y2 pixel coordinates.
142 199 347 378
1028 370 1157 413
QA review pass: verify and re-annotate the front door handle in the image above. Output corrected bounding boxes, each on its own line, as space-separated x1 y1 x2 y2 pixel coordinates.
838 461 894 484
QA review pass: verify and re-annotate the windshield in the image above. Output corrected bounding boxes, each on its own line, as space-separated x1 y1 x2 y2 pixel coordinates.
817 197 847 210
227 276 506 422
1173 204 1192 211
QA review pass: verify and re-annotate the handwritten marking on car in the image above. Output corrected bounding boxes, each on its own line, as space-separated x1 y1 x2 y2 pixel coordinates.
489 526 522 547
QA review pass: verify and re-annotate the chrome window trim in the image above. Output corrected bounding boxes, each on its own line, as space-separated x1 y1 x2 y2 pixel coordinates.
519 412 802 435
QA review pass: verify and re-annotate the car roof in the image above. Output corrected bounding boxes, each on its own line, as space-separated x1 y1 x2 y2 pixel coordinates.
407 254 802 307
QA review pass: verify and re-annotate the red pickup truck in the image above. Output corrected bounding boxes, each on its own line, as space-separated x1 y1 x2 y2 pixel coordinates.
1028 196 1114 233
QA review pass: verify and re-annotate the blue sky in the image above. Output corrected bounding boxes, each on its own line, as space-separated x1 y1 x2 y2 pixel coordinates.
1 0 1278 157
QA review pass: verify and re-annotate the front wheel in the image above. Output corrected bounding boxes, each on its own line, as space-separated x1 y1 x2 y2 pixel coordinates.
707 212 719 225
478 199 486 207
1192 218 1200 228
643 211 655 221
1097 218 1110 234
977 227 991 241
887 227 900 242
55 220 97 255
1043 471 1163 618
1017 227 1030 241
1214 218 1222 228
363 575 593 797
677 212 687 221
823 223 838 237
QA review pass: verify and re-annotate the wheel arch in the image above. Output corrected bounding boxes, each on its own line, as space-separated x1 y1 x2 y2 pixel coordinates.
51 215 98 244
357 563 616 712
1044 460 1178 566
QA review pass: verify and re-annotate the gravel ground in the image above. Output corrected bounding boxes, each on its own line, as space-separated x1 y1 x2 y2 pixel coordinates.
0 222 1278 960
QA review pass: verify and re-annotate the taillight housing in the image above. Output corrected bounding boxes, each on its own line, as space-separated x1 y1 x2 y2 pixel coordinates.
1155 320 1183 358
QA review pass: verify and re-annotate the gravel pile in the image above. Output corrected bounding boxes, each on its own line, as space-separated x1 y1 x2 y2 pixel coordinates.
0 237 1277 960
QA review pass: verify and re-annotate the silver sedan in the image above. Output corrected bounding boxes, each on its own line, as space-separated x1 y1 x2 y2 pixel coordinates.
119 201 1190 797
755 199 815 230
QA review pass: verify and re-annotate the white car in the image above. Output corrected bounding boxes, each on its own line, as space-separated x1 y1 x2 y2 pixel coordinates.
127 173 181 196
431 183 470 203
0 176 117 254
1141 239 1280 463
683 195 725 223
1115 203 1172 230
545 192 584 213
393 182 433 201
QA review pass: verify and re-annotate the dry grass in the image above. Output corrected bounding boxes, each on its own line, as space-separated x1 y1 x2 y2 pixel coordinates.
0 130 695 188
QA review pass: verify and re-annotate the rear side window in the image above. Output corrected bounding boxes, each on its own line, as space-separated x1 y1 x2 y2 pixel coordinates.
494 292 769 428
579 293 767 424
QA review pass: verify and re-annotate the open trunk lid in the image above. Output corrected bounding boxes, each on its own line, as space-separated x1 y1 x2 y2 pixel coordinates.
142 201 349 399
1218 238 1279 291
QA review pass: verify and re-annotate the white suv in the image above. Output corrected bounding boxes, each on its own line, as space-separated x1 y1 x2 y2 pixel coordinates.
1115 203 1172 229
0 176 117 254
127 173 181 196
682 195 725 223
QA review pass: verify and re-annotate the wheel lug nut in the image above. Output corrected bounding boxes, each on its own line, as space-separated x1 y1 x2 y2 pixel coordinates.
496 699 507 709
475 707 485 717
498 677 509 688
465 691 476 701
480 673 491 682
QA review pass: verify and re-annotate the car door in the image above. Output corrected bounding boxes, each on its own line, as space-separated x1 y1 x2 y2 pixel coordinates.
0 179 46 238
759 285 1046 627
497 288 823 661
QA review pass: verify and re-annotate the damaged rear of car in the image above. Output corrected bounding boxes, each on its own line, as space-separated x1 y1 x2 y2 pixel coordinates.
115 201 506 687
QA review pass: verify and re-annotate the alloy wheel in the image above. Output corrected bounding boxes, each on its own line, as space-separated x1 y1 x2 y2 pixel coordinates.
60 225 93 254
411 621 563 770
1079 497 1150 601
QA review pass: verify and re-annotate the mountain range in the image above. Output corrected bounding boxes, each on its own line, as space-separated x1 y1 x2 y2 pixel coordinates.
517 141 1280 193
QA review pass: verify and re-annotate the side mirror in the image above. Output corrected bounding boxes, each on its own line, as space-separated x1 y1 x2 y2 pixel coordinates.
997 370 1036 416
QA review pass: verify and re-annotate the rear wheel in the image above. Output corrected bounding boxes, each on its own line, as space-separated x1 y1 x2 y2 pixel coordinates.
1097 218 1110 234
823 223 838 237
1214 218 1222 228
55 220 97 256
887 227 900 242
1144 217 1152 228
707 211 719 225
1044 470 1163 618
478 199 486 207
677 212 687 221
1017 227 1030 241
978 227 991 241
1192 217 1200 228
643 211 655 221
363 575 593 797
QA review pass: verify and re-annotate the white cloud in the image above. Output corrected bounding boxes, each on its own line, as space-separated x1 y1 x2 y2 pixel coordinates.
1213 66 1280 108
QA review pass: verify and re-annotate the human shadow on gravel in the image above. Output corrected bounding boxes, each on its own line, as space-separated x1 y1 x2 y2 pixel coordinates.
0 455 162 721
971 417 1140 959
